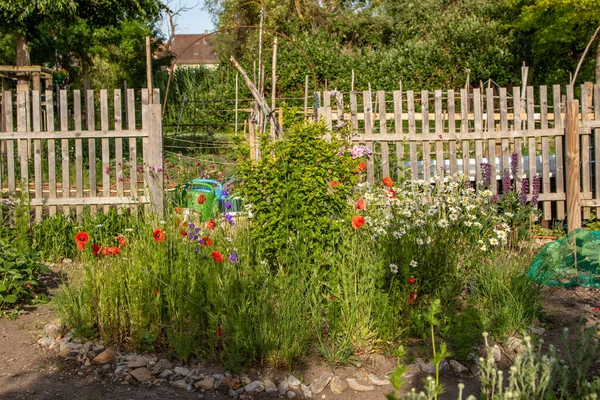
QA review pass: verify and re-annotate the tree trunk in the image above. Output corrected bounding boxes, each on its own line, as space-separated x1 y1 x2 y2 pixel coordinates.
16 33 30 93
596 39 600 83
82 60 91 93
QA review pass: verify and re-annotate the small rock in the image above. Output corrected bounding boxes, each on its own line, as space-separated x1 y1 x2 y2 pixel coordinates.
223 377 241 390
367 374 390 386
403 363 420 378
91 344 105 355
174 366 190 377
420 360 449 374
244 380 264 395
301 384 312 398
531 327 545 335
159 369 174 379
49 341 61 351
92 347 116 365
278 378 289 395
130 367 153 382
114 365 127 377
491 347 502 363
241 375 252 385
125 355 148 368
228 389 239 398
286 391 296 399
329 376 348 394
264 379 278 396
151 359 172 375
43 322 61 338
38 337 55 347
62 258 73 264
506 337 525 354
310 372 333 394
345 378 374 392
287 375 301 389
214 379 222 389
213 373 225 380
449 360 468 373
59 348 78 358
171 378 188 390
195 377 215 390
355 371 367 381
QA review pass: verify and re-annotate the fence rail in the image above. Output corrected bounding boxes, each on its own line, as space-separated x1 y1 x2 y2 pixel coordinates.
0 88 164 221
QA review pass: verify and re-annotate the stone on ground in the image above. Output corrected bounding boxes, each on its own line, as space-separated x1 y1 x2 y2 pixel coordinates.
309 372 333 394
130 367 153 382
244 380 265 395
329 376 348 394
278 378 289 395
125 355 148 368
287 375 301 389
300 384 312 398
91 347 116 365
223 377 242 390
449 360 468 373
346 378 374 391
151 359 172 375
195 376 215 390
367 374 390 386
171 378 188 389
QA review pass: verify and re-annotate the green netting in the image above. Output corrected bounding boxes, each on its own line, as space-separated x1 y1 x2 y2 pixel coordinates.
529 229 600 288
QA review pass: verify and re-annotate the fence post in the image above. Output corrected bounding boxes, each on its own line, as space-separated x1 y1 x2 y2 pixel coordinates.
566 100 581 231
147 103 164 217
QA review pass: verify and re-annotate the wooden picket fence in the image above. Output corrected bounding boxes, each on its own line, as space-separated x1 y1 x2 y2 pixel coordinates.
315 83 600 227
0 88 164 221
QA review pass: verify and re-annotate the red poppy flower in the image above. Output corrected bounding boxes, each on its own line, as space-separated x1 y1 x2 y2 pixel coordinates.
408 276 416 284
102 246 120 256
352 215 365 229
357 162 367 172
74 231 89 244
202 236 213 246
115 235 126 247
180 230 187 238
25 284 32 290
153 289 160 296
91 244 103 257
211 251 224 262
197 194 207 205
207 220 216 230
382 177 394 187
153 228 166 242
217 326 222 338
387 189 396 199
409 291 417 304
330 181 340 188
174 207 182 214
329 294 338 301
77 241 86 251
355 198 366 210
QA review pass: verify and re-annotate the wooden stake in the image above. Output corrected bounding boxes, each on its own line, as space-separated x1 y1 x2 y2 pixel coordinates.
566 100 581 231
304 75 309 119
146 36 153 103
235 72 239 135
270 36 278 138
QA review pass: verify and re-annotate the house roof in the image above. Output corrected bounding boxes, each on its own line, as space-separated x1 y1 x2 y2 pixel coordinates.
170 33 218 65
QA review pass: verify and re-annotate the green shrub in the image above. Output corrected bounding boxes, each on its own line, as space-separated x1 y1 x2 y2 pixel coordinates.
0 238 49 313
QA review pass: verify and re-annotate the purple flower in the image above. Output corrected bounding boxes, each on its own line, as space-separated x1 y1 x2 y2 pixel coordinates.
195 228 200 233
229 251 239 264
520 178 529 205
195 247 200 254
188 232 194 240
532 175 541 206
502 169 512 194
223 213 235 226
491 194 499 204
510 152 519 177
222 190 230 197
224 201 232 209
481 163 492 188
188 223 195 229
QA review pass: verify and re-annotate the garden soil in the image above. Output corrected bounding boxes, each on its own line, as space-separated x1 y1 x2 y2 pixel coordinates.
0 267 598 400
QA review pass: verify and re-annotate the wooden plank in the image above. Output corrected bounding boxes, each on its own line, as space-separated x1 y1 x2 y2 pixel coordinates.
434 90 444 176
486 88 497 193
60 90 70 216
17 91 28 198
114 89 124 201
407 90 417 179
17 196 151 207
350 91 358 131
0 129 147 140
473 89 483 183
423 141 431 183
378 91 389 178
539 86 551 220
45 90 57 216
146 103 165 216
566 100 581 230
393 90 404 179
127 88 138 201
595 84 600 218
366 141 374 185
363 91 373 134
447 90 456 177
350 129 565 142
100 89 110 214
460 89 470 176
527 86 536 197
553 84 565 220
499 88 509 181
74 90 83 220
142 89 149 195
86 90 97 216
323 90 330 108
513 87 522 195
422 90 430 182
580 84 591 219
32 90 42 222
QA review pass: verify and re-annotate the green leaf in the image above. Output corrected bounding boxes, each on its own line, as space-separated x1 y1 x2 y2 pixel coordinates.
4 294 17 303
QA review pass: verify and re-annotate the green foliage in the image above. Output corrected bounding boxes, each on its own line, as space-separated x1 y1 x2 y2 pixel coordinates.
447 306 483 362
236 122 357 262
0 238 48 312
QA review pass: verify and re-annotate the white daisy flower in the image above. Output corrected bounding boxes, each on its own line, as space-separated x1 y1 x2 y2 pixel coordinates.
496 230 507 240
464 221 473 227
399 228 406 235
478 239 484 244
416 219 425 227
124 228 134 232
480 245 488 251
95 224 104 228
449 213 458 221
389 264 399 274
393 231 401 239
504 212 514 218
482 190 493 197
473 221 482 227
410 260 418 268
489 238 499 246
426 236 433 244
438 219 449 228
417 238 424 245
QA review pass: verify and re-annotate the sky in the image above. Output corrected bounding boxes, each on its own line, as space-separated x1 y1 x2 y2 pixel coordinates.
161 0 216 36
